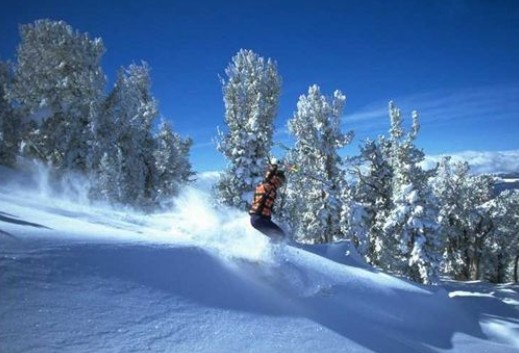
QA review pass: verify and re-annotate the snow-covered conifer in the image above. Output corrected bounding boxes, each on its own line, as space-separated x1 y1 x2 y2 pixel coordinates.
432 157 496 281
382 102 441 284
94 151 121 203
216 49 281 209
461 173 496 281
340 186 369 254
89 86 119 177
93 63 158 208
344 137 393 264
286 85 353 243
481 190 519 283
432 157 475 279
7 20 105 172
432 157 470 278
0 60 20 167
154 120 193 204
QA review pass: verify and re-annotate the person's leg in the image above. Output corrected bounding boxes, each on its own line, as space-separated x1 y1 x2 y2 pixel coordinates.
265 220 285 241
250 214 270 235
250 215 285 241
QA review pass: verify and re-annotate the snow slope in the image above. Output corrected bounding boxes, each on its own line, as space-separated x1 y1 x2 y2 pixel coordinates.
1 168 518 353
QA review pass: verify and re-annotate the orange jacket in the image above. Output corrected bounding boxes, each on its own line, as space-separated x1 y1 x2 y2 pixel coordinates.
249 181 278 218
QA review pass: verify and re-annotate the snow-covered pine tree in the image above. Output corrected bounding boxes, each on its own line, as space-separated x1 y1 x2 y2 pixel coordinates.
343 137 393 264
154 119 194 205
432 157 471 279
286 85 353 243
382 102 441 284
95 151 121 203
6 19 105 172
94 62 158 208
501 190 519 282
504 190 519 282
216 49 281 209
469 188 496 281
0 60 20 167
340 186 368 253
481 189 519 283
432 158 496 281
87 81 122 202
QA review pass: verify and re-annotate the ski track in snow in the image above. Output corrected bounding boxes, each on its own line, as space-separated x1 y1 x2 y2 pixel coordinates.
0 182 519 353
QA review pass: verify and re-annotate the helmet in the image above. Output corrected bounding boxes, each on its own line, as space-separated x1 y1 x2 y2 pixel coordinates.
265 165 285 183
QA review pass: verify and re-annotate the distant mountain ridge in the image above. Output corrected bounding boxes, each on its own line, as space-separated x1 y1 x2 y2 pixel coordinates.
494 172 519 194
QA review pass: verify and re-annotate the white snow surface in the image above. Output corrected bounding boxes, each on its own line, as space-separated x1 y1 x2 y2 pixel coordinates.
1 167 519 353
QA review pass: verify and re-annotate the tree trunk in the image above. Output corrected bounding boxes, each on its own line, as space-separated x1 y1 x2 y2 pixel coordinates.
495 253 506 283
469 257 479 281
472 236 484 281
514 254 519 283
471 218 493 281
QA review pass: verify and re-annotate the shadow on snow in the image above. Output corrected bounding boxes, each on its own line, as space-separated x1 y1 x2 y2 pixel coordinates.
2 240 510 353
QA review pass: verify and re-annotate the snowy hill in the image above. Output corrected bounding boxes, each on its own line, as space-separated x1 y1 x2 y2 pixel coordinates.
1 168 519 353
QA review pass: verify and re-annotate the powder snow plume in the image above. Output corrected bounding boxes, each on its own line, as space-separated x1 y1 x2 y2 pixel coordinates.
166 186 272 262
1 163 271 263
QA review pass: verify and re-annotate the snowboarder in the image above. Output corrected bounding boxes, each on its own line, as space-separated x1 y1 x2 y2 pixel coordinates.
249 161 286 241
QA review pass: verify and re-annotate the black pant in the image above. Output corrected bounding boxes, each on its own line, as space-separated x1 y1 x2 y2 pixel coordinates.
250 214 285 241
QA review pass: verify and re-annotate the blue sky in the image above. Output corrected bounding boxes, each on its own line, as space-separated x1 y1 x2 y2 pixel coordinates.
1 0 518 172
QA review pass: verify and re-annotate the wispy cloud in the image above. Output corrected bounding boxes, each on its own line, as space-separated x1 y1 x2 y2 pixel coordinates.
192 140 215 150
345 86 519 174
346 84 519 132
423 150 519 175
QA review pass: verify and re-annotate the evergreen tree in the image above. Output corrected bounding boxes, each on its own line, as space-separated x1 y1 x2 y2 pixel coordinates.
481 190 519 283
503 191 519 282
462 174 496 281
216 49 281 209
286 85 353 243
0 60 20 167
6 19 105 172
382 102 441 284
468 188 496 280
432 156 496 281
89 84 118 176
154 119 194 204
93 63 158 207
95 151 121 203
340 186 369 254
432 157 471 279
344 137 393 264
